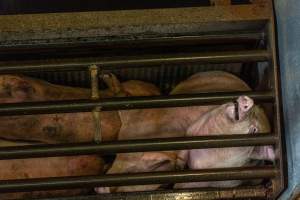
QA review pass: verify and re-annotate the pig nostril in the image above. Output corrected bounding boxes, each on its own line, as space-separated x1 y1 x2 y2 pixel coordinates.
253 128 257 133
249 126 258 134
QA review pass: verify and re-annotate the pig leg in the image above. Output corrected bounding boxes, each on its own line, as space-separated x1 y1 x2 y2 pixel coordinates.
114 152 176 193
101 73 126 96
95 152 176 193
95 153 150 194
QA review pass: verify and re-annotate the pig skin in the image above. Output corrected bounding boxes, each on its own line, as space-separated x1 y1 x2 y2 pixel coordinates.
0 74 160 198
174 97 272 189
172 72 273 189
0 139 104 200
0 72 272 193
0 74 160 143
97 71 272 193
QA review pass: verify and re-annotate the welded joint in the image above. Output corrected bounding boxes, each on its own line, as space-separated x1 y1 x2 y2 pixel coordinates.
89 65 100 100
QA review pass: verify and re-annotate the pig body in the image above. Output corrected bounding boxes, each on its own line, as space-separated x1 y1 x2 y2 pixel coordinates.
0 74 160 143
96 71 273 193
118 71 252 140
0 72 273 194
0 139 104 200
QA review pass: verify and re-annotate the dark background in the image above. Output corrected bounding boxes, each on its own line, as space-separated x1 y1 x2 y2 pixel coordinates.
0 0 250 15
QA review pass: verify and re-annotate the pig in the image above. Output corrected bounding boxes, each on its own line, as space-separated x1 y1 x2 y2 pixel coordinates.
0 139 104 200
95 71 273 193
0 73 160 143
0 74 161 198
0 71 273 193
174 96 274 189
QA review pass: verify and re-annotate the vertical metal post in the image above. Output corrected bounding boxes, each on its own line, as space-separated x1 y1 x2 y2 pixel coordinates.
266 1 286 198
89 65 102 143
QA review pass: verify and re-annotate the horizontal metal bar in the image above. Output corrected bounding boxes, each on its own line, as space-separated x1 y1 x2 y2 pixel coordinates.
0 50 270 73
36 187 270 200
0 134 276 160
0 166 277 193
0 91 274 116
0 31 263 49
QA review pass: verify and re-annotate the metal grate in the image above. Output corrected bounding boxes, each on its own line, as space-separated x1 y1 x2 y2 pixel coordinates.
0 1 285 200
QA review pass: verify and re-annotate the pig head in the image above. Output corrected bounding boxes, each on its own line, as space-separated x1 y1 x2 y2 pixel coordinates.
175 96 274 189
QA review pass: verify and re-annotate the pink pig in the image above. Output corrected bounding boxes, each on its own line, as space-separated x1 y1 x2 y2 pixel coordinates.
175 96 274 189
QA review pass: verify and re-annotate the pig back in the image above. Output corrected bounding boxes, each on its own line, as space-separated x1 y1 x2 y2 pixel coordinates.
170 71 251 94
0 74 161 143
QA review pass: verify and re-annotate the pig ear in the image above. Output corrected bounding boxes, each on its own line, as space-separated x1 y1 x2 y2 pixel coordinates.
237 96 254 121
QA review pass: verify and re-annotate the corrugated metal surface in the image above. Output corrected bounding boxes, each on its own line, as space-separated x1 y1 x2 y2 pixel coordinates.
275 0 300 199
24 62 256 94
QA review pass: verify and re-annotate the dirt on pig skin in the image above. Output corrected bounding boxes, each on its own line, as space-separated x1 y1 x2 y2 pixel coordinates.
0 74 160 143
0 139 104 200
96 71 272 193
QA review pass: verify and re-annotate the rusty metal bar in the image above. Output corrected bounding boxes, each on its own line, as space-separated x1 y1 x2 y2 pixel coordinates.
0 91 273 116
36 187 270 200
265 1 287 198
0 134 276 160
0 3 271 43
0 166 277 193
89 65 102 143
0 31 263 50
0 50 270 74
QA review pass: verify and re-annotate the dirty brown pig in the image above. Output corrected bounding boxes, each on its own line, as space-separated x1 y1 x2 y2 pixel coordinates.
0 139 104 200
